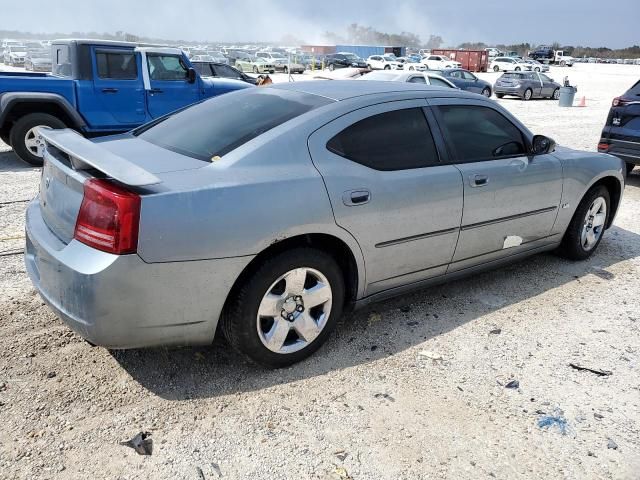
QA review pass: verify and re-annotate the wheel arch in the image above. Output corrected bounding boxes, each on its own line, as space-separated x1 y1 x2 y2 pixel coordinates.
0 93 86 138
591 175 623 228
222 233 363 321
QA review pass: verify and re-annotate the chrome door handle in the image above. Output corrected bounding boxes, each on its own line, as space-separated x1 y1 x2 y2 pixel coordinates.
343 189 371 206
470 174 489 187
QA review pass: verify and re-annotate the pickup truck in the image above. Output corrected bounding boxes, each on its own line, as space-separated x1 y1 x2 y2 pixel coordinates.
529 47 575 66
0 39 252 165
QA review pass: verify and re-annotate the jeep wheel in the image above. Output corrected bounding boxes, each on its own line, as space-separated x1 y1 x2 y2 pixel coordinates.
9 113 67 166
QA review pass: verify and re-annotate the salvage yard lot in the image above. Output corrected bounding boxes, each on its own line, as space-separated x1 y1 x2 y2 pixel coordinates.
1 63 639 479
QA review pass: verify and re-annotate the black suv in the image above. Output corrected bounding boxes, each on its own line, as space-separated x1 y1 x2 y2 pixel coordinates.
598 79 640 175
325 53 368 71
529 46 554 61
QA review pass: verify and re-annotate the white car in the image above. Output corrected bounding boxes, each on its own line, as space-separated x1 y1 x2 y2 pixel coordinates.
396 57 426 71
359 70 457 89
490 57 532 72
367 54 403 70
421 54 462 70
3 45 27 66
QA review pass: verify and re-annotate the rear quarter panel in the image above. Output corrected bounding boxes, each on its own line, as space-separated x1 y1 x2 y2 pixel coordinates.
0 75 76 104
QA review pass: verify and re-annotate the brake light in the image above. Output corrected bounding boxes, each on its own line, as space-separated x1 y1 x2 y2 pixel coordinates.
612 97 620 107
74 179 140 254
597 142 610 151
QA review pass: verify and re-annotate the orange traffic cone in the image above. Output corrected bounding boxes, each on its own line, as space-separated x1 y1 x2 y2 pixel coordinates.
577 96 586 107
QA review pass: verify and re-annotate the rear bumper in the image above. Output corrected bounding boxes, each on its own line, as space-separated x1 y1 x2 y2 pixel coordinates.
25 199 253 349
494 86 524 97
599 138 640 165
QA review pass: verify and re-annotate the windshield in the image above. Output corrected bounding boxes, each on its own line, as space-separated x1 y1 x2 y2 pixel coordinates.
361 71 402 81
383 55 396 61
136 89 333 160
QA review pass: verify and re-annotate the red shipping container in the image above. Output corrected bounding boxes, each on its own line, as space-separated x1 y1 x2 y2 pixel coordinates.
432 49 489 72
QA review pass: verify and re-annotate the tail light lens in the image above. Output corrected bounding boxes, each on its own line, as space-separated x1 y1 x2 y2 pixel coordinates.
74 179 141 254
597 142 610 151
612 97 630 107
612 97 620 107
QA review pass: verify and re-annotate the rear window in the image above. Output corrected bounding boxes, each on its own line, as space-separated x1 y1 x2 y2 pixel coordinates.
502 73 525 79
52 44 71 77
136 89 332 160
628 80 640 96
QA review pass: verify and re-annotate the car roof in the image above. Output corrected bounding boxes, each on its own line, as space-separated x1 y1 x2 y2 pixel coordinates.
271 80 472 101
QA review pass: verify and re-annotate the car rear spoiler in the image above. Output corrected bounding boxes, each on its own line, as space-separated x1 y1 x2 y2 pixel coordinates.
39 128 161 186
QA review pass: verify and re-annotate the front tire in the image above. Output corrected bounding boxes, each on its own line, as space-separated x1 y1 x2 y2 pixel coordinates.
558 185 610 260
329 63 335 71
496 93 504 98
626 162 635 176
552 88 560 100
9 113 66 166
481 87 491 97
222 248 345 368
384 65 391 70
493 65 500 72
515 66 521 71
252 66 258 74
523 88 533 101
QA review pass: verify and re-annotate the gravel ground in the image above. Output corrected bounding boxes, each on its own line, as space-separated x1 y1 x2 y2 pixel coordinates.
0 63 639 480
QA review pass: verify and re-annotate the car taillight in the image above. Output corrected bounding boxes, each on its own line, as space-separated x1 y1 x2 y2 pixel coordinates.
74 179 140 254
597 142 610 151
612 97 620 107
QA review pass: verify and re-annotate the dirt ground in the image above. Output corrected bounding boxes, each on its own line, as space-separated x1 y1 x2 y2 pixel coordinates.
0 63 639 480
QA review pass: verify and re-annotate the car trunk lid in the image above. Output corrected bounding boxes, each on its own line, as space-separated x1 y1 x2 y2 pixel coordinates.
37 128 203 245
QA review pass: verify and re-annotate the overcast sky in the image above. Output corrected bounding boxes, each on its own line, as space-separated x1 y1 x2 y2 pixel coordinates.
6 0 637 48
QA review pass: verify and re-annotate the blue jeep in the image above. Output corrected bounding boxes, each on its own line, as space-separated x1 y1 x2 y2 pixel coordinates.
0 39 252 165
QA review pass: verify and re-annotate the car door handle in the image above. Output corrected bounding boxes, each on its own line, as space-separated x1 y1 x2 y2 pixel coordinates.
343 190 371 206
149 88 163 94
101 88 118 93
470 174 489 187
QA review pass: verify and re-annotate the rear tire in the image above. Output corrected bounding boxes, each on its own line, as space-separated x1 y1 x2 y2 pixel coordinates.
515 66 521 71
496 93 504 98
9 113 66 166
558 185 610 260
481 87 491 97
384 65 391 70
329 63 335 71
493 65 500 72
252 66 258 74
222 248 345 368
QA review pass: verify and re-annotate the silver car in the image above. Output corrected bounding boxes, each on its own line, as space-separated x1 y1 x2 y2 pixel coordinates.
25 82 625 367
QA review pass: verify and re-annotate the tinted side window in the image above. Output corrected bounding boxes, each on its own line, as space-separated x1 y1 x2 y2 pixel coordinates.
408 76 426 84
437 105 526 162
326 108 439 170
628 80 640 95
96 52 137 79
148 54 188 81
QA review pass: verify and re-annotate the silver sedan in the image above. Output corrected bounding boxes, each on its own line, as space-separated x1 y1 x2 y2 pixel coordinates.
26 81 625 367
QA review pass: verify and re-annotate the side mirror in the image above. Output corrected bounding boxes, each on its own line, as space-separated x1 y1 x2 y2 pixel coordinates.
532 135 556 155
187 67 196 83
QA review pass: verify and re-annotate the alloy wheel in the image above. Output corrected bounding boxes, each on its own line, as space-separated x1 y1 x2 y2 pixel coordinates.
256 267 333 354
581 197 607 251
24 126 47 158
